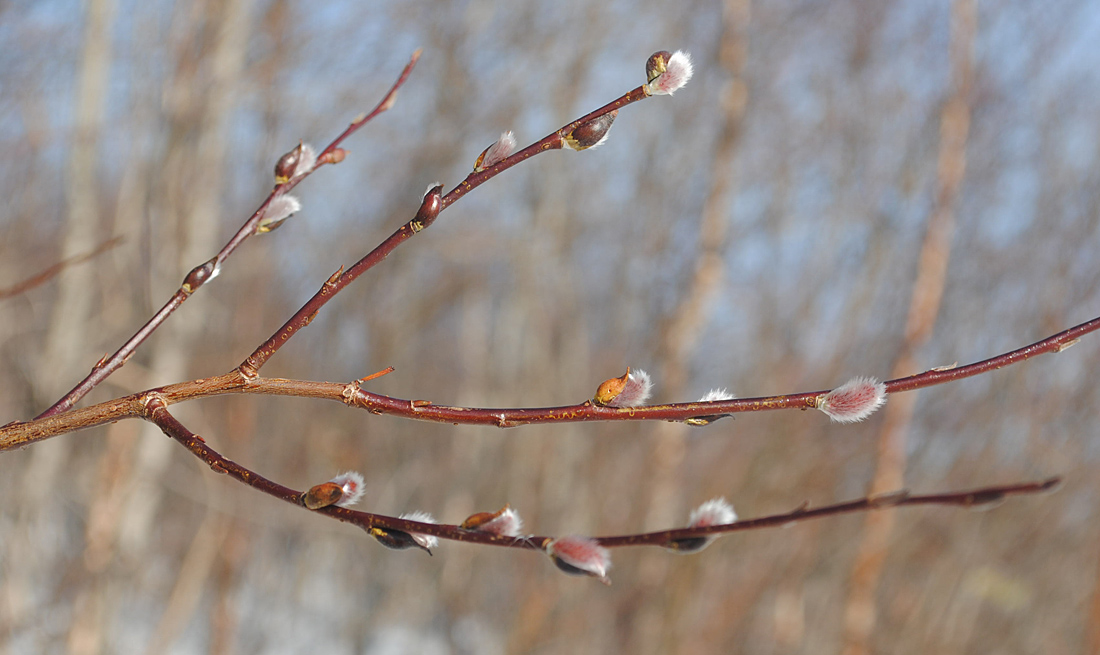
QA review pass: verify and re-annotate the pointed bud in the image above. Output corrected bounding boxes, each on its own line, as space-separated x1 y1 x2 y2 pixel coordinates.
646 51 672 84
257 194 302 233
668 497 737 553
181 257 220 294
411 184 444 233
685 388 736 426
274 144 299 183
474 131 517 172
546 536 611 585
816 376 887 423
301 471 365 509
594 368 652 407
369 527 433 554
461 505 524 538
274 142 318 183
562 110 617 151
645 50 693 96
318 148 348 166
302 482 343 510
594 369 630 405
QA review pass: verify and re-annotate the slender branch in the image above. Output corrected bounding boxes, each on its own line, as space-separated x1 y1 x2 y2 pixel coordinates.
884 314 1096 392
141 395 1058 554
141 395 541 549
4 313 1096 451
240 86 650 375
0 235 123 299
593 477 1061 549
34 51 422 420
438 87 650 210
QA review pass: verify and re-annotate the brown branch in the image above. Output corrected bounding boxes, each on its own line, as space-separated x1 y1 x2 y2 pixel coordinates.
140 395 543 550
3 312 1096 451
594 477 1061 549
239 86 650 376
34 51 423 420
0 235 124 300
140 395 1059 557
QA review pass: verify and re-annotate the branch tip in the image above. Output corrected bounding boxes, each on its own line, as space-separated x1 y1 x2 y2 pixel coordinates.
645 50 694 96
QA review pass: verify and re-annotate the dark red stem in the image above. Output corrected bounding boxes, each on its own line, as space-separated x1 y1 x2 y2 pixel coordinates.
142 393 1059 552
241 86 650 373
34 52 423 419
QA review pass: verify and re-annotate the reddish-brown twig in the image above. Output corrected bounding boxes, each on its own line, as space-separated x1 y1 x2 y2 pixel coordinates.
142 394 1058 554
34 51 423 420
3 312 1095 451
240 87 650 375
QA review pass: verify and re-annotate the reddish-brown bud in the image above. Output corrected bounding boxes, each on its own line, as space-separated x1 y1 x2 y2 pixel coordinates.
646 50 672 84
302 482 344 510
181 258 220 294
301 471 365 509
274 141 317 183
369 527 433 554
594 369 631 406
461 510 502 530
275 142 303 183
411 184 444 232
318 148 347 166
594 368 653 407
369 510 438 554
461 505 524 537
562 111 617 151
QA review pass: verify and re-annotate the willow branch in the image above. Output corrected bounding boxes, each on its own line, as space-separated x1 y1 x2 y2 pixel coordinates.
593 476 1061 549
139 394 1060 554
34 51 423 420
4 312 1095 451
239 86 650 375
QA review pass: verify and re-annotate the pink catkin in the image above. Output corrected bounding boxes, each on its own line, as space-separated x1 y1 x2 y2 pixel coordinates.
688 497 737 528
648 51 694 95
547 535 611 584
608 369 653 407
331 471 365 507
476 508 524 537
817 377 887 423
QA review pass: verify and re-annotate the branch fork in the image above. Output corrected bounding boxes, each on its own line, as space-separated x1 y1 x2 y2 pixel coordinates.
1 48 1078 583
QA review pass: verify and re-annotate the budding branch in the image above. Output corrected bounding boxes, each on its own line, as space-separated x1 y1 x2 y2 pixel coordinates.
1 49 1077 566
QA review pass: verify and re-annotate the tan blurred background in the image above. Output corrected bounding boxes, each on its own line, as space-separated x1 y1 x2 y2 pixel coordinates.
2 0 1099 653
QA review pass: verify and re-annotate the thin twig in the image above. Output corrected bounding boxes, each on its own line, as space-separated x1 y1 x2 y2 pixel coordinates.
34 52 423 420
142 395 1058 552
0 236 124 300
594 477 1060 548
3 313 1096 450
240 87 650 375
